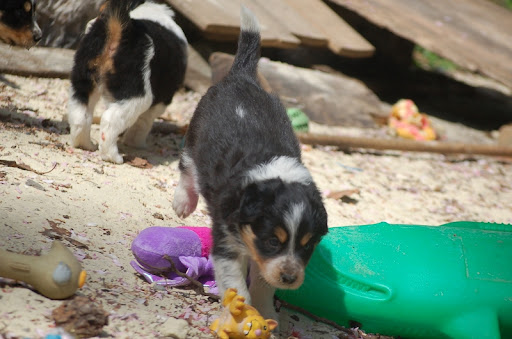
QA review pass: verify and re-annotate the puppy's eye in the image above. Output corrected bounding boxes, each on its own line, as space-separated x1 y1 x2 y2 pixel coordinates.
266 237 280 249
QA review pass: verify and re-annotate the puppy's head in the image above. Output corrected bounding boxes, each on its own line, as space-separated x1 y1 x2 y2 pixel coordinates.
238 178 328 290
0 0 41 48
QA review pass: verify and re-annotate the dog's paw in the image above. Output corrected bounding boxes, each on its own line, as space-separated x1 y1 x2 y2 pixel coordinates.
172 187 198 218
101 152 123 164
122 135 148 149
99 147 123 164
80 140 98 151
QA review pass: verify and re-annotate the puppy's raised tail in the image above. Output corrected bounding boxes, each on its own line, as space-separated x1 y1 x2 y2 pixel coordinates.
91 0 141 76
230 6 261 78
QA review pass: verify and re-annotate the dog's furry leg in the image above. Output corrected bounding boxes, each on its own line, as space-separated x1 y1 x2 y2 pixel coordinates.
173 151 199 218
122 103 166 148
212 255 251 304
68 87 100 151
99 97 152 164
249 261 278 320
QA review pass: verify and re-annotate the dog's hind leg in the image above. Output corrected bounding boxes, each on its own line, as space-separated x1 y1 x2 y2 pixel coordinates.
99 96 152 164
122 103 166 149
172 151 199 218
68 86 100 151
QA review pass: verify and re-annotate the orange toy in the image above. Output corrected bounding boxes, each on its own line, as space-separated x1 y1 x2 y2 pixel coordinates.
210 288 278 339
388 99 436 141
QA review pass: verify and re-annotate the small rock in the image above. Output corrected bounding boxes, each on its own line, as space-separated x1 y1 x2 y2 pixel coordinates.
159 317 189 339
26 178 46 191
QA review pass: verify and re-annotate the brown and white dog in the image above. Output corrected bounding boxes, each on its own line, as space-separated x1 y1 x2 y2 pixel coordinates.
0 0 42 48
173 7 328 320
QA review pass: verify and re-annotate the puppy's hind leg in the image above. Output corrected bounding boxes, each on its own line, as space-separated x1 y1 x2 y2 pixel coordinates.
99 97 152 164
122 103 166 149
172 151 199 218
68 86 100 151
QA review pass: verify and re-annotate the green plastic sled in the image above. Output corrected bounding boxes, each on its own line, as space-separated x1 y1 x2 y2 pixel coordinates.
277 222 512 338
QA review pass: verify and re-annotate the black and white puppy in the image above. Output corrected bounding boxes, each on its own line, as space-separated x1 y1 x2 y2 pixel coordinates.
0 0 42 48
173 7 328 319
68 0 187 164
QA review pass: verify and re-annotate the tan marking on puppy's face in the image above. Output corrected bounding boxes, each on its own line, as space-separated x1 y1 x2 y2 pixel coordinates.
24 1 32 12
240 226 305 289
300 232 313 247
274 227 288 244
240 226 266 270
0 23 34 48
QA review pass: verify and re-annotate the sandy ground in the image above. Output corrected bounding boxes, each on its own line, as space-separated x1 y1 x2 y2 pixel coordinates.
1 73 511 339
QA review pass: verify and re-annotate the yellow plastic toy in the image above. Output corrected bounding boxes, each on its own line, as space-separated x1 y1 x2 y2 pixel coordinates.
0 240 86 299
210 288 278 339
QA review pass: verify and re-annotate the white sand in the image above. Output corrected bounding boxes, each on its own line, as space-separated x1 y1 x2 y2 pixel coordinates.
0 74 511 338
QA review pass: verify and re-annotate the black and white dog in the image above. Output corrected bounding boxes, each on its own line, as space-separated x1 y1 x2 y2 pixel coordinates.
173 7 328 319
0 0 42 48
68 0 187 164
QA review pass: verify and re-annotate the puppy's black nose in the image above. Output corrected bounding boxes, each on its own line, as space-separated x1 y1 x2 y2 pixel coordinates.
281 273 297 284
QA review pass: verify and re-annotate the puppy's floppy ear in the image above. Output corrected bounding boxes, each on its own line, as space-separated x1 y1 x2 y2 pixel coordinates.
239 179 283 224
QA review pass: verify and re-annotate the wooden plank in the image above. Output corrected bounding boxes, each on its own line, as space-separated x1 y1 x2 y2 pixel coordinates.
283 0 375 57
253 0 328 47
328 0 512 89
297 133 512 157
0 44 211 94
0 45 74 79
167 0 374 56
166 0 300 49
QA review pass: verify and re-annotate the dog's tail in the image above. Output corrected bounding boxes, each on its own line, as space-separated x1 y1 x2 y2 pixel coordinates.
230 6 261 78
102 0 141 23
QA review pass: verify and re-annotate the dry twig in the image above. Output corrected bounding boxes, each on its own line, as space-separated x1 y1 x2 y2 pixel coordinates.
163 255 220 301
0 159 57 175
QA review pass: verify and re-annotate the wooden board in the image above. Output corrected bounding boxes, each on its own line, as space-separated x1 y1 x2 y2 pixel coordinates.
253 0 327 47
0 45 75 79
209 52 387 127
166 0 374 56
283 0 375 57
0 44 211 94
167 0 300 49
328 0 512 89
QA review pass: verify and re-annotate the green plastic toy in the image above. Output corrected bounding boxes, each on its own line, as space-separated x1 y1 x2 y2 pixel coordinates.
277 222 512 338
286 108 309 133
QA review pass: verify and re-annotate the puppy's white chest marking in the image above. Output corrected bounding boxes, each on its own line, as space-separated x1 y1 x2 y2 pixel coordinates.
243 156 313 187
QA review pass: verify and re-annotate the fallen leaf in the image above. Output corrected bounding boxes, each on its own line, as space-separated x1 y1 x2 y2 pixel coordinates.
153 212 164 220
327 189 360 200
124 156 153 169
42 219 71 237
